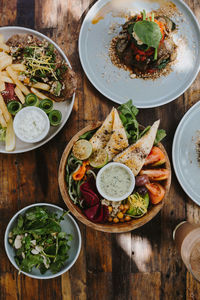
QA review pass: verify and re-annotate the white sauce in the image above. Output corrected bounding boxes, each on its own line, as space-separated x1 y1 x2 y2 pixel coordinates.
99 165 132 198
15 109 47 141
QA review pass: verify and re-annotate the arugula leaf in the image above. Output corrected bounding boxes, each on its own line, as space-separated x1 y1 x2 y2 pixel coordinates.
134 20 162 49
154 129 166 145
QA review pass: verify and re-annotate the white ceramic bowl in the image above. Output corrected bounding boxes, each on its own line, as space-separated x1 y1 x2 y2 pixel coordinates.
13 107 50 143
96 162 135 202
4 203 82 279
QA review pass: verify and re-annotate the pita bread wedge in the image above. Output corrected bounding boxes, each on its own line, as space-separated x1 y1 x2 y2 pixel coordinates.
90 108 129 161
113 120 160 176
104 109 129 161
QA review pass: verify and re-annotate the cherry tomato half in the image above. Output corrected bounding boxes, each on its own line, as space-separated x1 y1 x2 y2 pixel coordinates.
144 146 166 166
145 182 165 204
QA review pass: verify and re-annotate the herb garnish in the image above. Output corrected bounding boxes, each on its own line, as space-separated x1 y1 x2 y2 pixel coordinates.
9 206 72 274
133 10 162 60
118 100 166 144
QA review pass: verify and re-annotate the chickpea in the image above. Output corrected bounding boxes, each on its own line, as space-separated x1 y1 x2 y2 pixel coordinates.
113 217 119 223
108 206 113 213
108 216 113 222
125 215 131 222
117 212 124 219
124 204 130 210
119 204 124 211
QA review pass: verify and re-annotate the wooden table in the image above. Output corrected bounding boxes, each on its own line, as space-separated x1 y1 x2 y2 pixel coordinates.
0 0 200 299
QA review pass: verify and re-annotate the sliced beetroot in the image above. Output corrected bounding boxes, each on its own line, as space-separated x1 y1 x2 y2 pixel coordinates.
1 83 18 103
84 203 100 221
80 178 109 223
80 181 99 207
93 205 109 223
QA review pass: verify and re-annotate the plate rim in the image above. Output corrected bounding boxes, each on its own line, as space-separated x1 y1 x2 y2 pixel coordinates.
0 26 75 154
78 0 200 108
172 100 200 206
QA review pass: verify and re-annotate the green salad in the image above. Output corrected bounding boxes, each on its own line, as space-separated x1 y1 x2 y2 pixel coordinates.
8 206 72 274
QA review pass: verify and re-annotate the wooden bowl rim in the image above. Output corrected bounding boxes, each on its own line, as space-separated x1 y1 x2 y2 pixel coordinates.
58 122 171 233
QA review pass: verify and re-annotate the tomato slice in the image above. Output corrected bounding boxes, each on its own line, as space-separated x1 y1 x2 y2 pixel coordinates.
140 169 169 181
145 182 165 204
144 146 166 166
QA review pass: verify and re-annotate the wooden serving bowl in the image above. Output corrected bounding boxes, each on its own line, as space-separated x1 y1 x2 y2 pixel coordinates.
58 122 171 233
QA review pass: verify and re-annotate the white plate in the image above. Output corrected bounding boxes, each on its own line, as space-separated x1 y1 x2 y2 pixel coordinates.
79 0 200 108
0 26 75 154
172 101 200 206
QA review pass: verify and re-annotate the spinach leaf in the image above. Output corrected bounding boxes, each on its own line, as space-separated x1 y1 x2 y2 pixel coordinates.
134 20 162 49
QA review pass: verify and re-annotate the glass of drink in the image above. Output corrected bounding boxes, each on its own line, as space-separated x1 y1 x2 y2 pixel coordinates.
173 221 200 282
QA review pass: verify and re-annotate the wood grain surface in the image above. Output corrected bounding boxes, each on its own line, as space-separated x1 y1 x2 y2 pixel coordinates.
0 0 200 299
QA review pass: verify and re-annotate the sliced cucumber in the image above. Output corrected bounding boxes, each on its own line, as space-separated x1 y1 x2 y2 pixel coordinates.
72 139 93 160
89 149 108 168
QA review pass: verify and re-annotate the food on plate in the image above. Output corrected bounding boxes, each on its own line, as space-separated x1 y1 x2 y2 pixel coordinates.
96 162 135 200
13 107 50 143
65 100 169 224
113 120 160 175
89 107 129 161
0 33 76 151
72 139 93 160
8 206 72 274
89 148 108 168
110 9 177 79
144 146 166 166
6 34 77 100
145 182 165 204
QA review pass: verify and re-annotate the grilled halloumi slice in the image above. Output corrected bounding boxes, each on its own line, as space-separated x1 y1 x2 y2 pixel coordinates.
113 120 160 176
104 108 128 161
90 107 128 161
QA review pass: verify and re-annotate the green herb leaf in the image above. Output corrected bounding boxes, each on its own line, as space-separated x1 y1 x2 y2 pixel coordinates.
154 129 166 145
79 129 97 140
133 20 162 49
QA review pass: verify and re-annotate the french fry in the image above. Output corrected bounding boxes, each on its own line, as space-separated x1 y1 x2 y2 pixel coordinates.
5 116 15 152
6 66 30 95
14 86 25 104
11 64 26 72
30 87 53 101
0 94 11 122
0 52 12 70
0 73 13 83
0 42 10 53
32 82 50 91
0 80 5 92
0 108 7 128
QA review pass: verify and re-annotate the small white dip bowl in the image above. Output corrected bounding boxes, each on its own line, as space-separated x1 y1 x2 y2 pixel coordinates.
13 106 50 143
96 162 135 202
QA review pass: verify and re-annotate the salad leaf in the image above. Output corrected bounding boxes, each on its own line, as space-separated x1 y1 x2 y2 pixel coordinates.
133 20 162 49
117 100 166 145
154 129 166 145
8 206 72 275
79 128 97 140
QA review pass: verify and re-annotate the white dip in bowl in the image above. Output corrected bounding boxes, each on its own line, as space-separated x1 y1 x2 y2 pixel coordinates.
96 162 135 202
13 107 50 143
